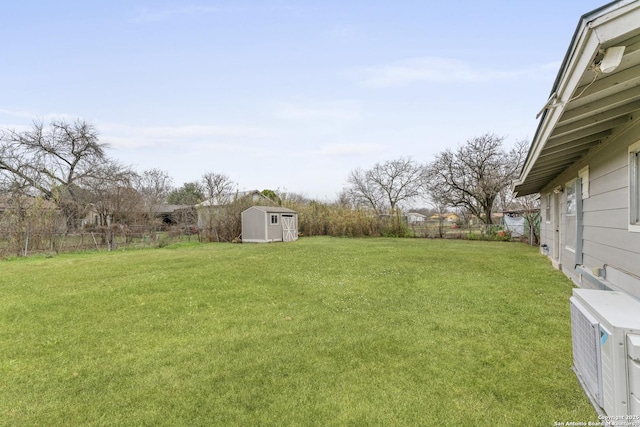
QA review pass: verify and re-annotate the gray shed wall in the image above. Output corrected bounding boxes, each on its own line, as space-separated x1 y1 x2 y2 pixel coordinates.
241 207 267 242
266 213 283 242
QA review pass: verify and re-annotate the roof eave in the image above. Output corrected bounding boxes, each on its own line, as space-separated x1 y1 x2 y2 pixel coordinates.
514 0 640 196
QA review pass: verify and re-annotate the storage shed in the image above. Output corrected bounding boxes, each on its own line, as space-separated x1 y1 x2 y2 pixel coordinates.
241 206 298 243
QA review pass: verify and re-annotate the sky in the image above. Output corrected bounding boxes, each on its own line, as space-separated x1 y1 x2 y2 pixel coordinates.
0 0 611 201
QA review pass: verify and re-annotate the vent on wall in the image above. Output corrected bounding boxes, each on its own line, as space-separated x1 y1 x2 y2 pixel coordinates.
570 298 604 408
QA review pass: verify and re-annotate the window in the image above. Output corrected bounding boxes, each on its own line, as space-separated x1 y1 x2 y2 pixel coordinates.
270 214 279 225
578 166 590 199
630 141 640 231
566 180 577 215
565 180 577 251
545 193 551 223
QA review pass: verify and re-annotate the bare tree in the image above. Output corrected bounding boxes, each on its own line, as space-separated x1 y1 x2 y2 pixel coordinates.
138 169 173 208
345 168 385 213
202 172 236 206
425 133 527 227
0 119 113 228
81 162 139 249
0 119 107 196
345 158 424 214
200 172 237 242
136 168 174 230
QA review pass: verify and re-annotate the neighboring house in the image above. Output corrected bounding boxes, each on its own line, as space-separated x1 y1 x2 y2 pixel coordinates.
81 203 112 227
80 203 194 228
156 204 195 227
241 206 298 243
429 213 460 222
445 213 459 223
406 212 427 224
513 0 640 300
513 1 640 418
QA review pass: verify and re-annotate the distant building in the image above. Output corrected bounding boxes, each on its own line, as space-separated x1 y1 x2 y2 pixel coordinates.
241 206 298 243
406 212 427 224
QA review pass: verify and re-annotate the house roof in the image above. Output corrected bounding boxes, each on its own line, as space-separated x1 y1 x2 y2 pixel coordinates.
246 206 297 214
513 0 640 196
157 204 193 214
429 213 459 218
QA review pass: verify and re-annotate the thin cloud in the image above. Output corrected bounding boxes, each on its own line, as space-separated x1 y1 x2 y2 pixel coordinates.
355 57 556 87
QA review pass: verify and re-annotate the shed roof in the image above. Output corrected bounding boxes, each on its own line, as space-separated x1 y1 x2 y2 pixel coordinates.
513 0 640 196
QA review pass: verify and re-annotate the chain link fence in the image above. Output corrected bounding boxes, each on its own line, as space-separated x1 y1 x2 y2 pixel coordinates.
0 226 201 259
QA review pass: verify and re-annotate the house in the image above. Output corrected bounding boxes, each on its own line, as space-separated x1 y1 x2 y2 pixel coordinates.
429 213 460 222
513 1 640 417
513 0 640 300
156 204 195 227
406 212 427 224
81 203 112 227
241 206 298 243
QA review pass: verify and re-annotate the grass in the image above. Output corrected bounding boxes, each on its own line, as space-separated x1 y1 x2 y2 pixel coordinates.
0 237 596 426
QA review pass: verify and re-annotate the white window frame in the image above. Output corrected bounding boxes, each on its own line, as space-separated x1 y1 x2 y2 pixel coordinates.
270 214 279 225
545 193 551 223
578 166 590 199
565 179 577 253
629 141 640 232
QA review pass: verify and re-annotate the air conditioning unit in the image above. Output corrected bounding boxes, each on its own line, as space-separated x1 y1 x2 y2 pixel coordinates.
570 289 640 416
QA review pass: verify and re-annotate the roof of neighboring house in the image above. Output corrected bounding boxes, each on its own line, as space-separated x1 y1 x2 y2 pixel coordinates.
429 213 459 218
407 212 427 217
157 204 193 214
513 0 640 196
245 206 297 214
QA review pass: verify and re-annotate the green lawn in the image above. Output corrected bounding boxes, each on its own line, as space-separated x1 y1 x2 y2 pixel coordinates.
0 237 596 426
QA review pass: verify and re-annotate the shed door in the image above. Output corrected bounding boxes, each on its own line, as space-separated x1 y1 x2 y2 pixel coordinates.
281 215 297 242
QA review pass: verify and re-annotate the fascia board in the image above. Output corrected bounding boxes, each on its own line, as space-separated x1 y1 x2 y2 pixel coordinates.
516 1 640 195
591 2 640 42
